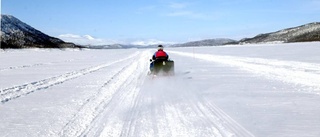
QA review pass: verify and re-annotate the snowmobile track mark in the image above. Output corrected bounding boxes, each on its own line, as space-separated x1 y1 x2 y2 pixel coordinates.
59 51 149 137
0 52 140 103
200 98 255 137
60 64 129 137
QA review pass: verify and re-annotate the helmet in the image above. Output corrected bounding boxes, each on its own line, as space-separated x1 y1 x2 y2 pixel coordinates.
158 45 164 50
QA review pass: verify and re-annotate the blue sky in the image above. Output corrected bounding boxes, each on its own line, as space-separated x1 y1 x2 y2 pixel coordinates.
2 0 320 45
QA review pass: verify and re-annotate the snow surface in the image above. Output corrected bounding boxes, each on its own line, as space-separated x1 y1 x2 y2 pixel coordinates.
1 42 320 137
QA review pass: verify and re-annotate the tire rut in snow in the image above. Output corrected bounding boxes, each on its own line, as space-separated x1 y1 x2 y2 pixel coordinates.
59 51 149 137
103 74 254 137
199 98 255 137
0 52 140 103
151 79 253 137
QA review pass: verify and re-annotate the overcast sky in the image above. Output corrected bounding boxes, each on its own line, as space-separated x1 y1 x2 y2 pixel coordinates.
2 0 320 45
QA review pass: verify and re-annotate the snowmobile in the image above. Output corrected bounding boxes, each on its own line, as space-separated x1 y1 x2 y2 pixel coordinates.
149 58 174 76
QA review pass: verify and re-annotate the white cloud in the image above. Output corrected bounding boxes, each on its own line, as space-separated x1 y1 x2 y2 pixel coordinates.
83 35 95 40
166 11 209 20
165 2 213 20
167 11 194 17
130 39 176 46
58 34 177 46
136 5 157 14
59 34 81 39
58 34 118 45
169 2 188 9
131 39 165 46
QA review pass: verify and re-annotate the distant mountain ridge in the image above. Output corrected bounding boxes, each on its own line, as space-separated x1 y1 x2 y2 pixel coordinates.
82 44 135 49
173 38 237 47
1 14 77 48
239 22 320 44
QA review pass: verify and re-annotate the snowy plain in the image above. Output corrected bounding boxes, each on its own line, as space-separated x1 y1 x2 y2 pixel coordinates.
1 42 320 137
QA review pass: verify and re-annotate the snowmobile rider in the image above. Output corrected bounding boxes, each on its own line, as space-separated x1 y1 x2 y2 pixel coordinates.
150 45 169 71
152 45 169 60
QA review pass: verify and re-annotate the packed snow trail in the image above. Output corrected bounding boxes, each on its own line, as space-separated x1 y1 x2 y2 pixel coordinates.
59 51 149 137
79 76 254 137
169 51 320 93
57 50 253 137
110 77 254 137
0 49 255 137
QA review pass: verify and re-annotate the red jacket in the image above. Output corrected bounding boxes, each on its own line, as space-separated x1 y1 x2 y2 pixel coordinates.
152 49 168 60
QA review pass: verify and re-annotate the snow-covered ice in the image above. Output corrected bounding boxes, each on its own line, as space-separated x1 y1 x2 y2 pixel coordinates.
1 42 320 137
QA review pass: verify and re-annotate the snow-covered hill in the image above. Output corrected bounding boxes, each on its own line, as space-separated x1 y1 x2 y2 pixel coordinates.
0 15 77 48
239 22 320 44
173 38 236 47
1 42 320 137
